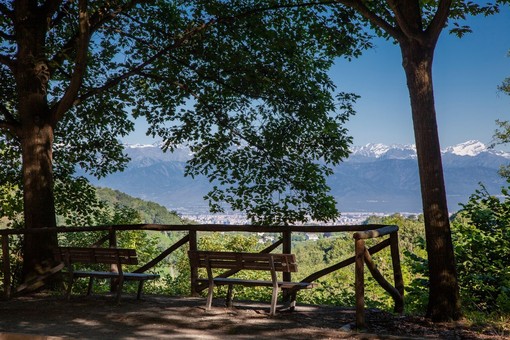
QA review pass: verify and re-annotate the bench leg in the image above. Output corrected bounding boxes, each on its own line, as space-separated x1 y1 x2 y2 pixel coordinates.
115 277 124 304
65 275 74 300
289 292 297 312
270 286 278 316
206 281 214 310
137 281 145 300
87 277 94 296
226 284 233 307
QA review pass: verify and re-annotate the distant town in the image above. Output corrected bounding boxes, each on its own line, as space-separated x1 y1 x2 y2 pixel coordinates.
180 211 420 226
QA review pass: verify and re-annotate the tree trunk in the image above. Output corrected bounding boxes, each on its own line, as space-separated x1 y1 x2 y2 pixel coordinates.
14 4 58 280
18 88 58 280
400 41 461 321
19 118 58 280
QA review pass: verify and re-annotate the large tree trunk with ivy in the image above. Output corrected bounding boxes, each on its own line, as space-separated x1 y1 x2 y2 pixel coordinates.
400 40 461 321
15 3 58 279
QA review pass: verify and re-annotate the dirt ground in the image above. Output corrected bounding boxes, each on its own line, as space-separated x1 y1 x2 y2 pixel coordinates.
0 293 507 339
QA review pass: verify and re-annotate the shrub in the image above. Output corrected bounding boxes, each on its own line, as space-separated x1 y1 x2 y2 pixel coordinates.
452 184 510 314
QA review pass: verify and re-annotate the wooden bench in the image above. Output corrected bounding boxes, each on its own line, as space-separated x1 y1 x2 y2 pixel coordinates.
53 247 160 302
188 251 316 315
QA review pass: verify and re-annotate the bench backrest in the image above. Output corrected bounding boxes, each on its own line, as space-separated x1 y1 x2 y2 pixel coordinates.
54 247 139 265
188 251 298 272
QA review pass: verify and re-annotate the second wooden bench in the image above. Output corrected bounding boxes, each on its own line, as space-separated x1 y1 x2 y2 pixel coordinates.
54 247 160 302
188 251 316 315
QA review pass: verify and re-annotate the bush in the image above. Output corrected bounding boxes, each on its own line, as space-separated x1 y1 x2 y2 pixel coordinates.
452 184 510 314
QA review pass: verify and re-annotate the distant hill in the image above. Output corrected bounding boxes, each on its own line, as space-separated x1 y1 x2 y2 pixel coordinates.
95 187 191 225
84 140 510 214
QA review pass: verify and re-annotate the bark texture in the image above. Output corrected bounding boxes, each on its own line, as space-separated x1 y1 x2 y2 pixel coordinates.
400 40 461 321
14 2 58 279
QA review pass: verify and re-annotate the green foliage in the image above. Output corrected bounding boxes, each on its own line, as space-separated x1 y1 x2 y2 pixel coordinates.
0 139 22 228
293 237 356 307
492 119 510 178
0 1 374 226
363 214 429 313
95 187 186 225
452 185 510 313
0 180 186 294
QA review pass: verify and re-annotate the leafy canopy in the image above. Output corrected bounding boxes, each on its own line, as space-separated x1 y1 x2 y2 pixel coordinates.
0 1 374 225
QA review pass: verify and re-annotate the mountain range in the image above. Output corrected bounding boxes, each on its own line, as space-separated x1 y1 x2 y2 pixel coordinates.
85 140 510 215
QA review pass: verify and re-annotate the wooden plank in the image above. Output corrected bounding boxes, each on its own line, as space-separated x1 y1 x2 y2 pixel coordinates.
353 225 399 240
355 239 365 329
211 278 315 289
134 234 190 273
90 234 110 248
0 223 399 236
190 251 298 273
363 247 403 313
189 230 199 297
72 271 159 280
56 247 138 265
390 232 405 313
282 231 292 284
296 238 391 286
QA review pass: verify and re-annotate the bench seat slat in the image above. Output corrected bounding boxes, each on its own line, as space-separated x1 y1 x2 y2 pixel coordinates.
72 271 159 280
198 278 316 289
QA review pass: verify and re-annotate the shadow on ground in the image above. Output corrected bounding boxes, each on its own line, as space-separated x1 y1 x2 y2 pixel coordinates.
0 293 504 339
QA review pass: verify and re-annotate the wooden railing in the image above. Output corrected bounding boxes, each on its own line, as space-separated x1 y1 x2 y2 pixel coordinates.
0 223 404 328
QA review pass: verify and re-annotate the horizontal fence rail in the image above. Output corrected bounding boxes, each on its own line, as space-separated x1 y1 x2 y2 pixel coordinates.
0 223 403 328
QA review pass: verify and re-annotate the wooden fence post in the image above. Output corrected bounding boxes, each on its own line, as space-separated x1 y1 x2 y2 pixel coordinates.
2 235 11 299
189 230 199 297
108 227 117 248
282 230 292 302
108 228 118 292
390 232 404 313
355 238 365 328
282 230 292 282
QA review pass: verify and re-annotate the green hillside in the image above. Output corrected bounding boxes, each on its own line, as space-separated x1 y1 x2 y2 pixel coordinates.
95 187 191 225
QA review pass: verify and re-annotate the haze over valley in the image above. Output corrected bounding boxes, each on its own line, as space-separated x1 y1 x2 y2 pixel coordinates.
84 140 510 223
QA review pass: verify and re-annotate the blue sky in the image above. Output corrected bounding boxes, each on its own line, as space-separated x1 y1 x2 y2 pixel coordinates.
124 8 510 148
333 7 510 147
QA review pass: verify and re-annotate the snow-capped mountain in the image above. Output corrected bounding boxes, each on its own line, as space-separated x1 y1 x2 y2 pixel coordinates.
348 140 510 160
443 140 488 156
349 143 417 161
87 140 509 214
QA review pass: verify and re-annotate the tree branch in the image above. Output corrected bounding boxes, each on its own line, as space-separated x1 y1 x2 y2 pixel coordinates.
70 18 218 107
385 0 426 44
48 0 142 76
51 0 90 124
426 0 453 45
46 0 72 29
337 0 403 41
